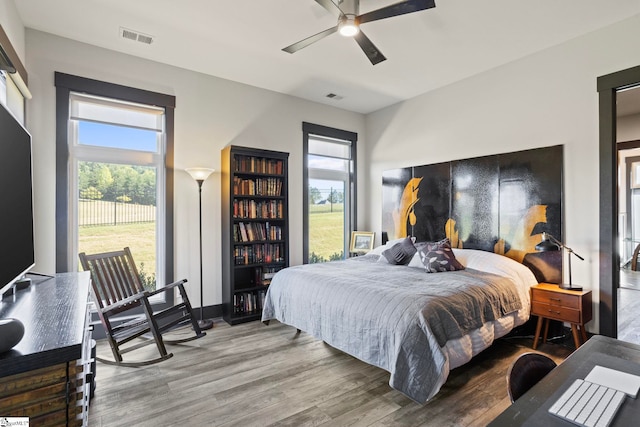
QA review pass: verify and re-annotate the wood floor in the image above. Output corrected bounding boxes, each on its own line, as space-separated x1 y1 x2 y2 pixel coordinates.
618 268 640 344
88 321 572 427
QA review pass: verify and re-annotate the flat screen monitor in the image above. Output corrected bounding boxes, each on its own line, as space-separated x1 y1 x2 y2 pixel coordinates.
0 101 35 298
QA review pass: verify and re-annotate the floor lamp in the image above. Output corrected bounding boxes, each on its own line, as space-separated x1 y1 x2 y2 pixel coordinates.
186 167 215 330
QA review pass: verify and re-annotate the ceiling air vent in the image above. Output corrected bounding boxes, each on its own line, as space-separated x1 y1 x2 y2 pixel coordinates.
119 27 154 45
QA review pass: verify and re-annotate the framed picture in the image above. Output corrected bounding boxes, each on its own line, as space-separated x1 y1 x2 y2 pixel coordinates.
350 231 375 253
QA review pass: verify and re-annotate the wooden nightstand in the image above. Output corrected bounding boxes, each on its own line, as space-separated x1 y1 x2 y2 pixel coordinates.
531 283 592 350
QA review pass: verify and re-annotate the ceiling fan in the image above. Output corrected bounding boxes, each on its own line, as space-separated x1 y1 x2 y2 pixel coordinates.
282 0 436 65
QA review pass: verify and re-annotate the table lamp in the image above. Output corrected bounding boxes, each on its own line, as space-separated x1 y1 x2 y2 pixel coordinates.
535 232 584 291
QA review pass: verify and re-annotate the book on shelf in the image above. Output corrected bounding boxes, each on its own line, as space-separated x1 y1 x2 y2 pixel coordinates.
239 222 248 241
234 243 285 265
233 289 268 315
234 155 284 175
233 199 284 219
232 222 282 243
233 176 283 196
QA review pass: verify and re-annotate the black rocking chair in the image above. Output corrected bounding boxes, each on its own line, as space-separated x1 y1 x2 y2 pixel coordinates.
79 247 206 367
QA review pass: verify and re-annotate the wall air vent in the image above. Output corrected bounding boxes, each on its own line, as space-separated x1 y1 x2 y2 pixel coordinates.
119 27 154 45
326 93 344 101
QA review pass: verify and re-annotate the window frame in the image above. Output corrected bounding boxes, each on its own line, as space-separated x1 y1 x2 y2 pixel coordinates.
55 73 176 307
302 122 357 263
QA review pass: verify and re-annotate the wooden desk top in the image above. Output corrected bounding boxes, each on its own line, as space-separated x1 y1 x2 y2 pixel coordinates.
489 335 640 426
0 272 90 378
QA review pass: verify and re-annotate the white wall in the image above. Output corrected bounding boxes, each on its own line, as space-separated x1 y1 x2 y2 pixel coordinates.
0 0 25 63
365 13 640 332
24 29 366 309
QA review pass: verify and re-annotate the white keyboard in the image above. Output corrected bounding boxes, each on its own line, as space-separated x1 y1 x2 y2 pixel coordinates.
548 379 626 427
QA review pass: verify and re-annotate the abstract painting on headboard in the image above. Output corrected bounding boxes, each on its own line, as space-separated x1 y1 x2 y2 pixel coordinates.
382 145 563 283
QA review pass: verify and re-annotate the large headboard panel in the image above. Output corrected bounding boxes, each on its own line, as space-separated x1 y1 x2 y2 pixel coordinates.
382 145 563 283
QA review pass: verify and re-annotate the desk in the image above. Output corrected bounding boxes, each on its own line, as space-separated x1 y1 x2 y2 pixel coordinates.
489 335 640 426
0 272 92 426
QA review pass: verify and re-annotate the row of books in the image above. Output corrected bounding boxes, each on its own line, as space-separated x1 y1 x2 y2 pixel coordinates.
234 243 284 265
234 155 284 175
233 289 267 315
233 199 284 219
233 176 283 196
234 222 283 243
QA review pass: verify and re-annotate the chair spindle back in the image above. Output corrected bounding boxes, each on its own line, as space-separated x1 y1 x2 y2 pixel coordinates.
79 247 145 308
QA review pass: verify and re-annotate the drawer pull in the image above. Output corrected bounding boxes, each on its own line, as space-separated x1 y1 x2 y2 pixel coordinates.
549 297 562 302
548 310 561 315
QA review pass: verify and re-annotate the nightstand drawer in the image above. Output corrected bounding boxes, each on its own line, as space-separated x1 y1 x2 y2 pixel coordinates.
531 288 580 309
531 301 581 323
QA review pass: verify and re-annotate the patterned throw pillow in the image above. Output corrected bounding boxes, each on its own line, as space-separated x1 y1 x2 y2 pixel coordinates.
418 238 465 273
415 238 450 253
382 237 417 265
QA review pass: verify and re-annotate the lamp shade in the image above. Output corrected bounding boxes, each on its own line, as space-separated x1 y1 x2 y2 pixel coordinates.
535 238 560 252
186 167 214 182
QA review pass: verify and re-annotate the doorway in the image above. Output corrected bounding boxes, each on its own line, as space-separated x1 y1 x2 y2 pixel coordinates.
619 150 640 280
617 89 640 343
598 65 640 338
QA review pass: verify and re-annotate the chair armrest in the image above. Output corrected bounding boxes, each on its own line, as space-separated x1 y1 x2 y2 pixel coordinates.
146 279 188 298
101 291 149 314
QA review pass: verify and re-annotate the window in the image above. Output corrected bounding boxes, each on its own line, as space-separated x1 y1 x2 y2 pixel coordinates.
303 122 357 263
0 71 6 106
0 70 26 123
55 73 175 304
631 161 640 189
0 24 29 122
70 93 165 290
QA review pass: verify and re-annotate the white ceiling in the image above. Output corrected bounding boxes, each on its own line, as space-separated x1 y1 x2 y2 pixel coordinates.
13 0 640 114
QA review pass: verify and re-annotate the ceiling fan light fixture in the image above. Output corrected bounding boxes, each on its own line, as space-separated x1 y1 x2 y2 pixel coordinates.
283 0 436 65
339 15 359 37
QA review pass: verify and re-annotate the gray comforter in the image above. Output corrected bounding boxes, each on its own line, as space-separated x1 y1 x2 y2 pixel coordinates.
261 255 522 403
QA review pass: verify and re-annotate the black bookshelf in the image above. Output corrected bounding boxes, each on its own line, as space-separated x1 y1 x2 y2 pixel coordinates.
221 145 289 325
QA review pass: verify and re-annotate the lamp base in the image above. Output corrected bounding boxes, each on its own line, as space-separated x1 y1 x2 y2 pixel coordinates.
558 283 583 291
197 318 214 330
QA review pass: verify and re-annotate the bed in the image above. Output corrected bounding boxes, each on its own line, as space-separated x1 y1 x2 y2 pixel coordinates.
261 241 538 404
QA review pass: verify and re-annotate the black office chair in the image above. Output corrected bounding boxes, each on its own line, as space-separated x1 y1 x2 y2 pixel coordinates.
507 352 557 402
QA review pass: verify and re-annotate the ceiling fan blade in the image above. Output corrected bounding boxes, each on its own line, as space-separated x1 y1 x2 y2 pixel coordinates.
282 26 339 54
353 31 386 65
315 0 344 16
358 0 435 25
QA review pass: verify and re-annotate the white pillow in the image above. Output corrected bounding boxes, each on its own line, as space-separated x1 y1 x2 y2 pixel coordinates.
408 252 423 268
451 248 538 288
